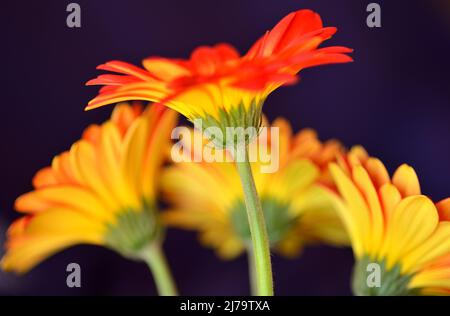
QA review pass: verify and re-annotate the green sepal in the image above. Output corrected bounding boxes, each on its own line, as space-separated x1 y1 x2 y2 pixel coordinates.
192 99 264 149
230 196 296 247
104 200 163 260
352 256 420 296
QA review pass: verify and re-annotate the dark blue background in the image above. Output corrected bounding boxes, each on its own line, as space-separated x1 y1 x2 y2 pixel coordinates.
1 0 449 295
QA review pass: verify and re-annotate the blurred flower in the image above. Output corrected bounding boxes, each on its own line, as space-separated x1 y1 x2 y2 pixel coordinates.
329 152 450 295
1 103 178 294
86 9 352 147
161 117 348 259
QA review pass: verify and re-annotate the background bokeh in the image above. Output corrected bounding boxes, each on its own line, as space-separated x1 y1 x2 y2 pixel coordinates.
1 0 450 295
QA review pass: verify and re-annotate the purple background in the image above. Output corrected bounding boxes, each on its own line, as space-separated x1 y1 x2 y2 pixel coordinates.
1 0 450 295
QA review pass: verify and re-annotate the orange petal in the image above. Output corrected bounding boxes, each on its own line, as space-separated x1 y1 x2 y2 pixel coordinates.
32 167 58 188
437 198 450 221
365 158 390 188
392 164 421 196
256 9 324 56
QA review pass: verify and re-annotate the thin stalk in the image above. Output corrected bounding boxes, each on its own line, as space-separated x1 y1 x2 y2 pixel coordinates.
235 146 273 296
141 244 178 296
247 244 258 296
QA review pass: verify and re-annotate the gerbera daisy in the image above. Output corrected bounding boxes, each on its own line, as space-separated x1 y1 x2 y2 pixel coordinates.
329 151 450 295
1 103 178 295
85 9 352 147
161 117 348 293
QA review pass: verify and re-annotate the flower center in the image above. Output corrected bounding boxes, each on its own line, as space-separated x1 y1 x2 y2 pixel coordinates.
352 256 419 296
230 197 296 247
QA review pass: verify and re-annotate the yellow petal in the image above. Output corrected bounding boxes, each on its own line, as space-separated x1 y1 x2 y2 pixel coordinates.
329 163 371 257
141 108 177 198
392 164 421 196
352 166 384 256
1 234 102 274
161 163 237 213
143 57 191 81
292 186 349 246
410 266 450 290
15 186 113 222
271 117 292 165
69 141 119 211
379 183 402 225
380 195 438 270
98 121 140 208
198 224 244 259
215 237 244 259
162 209 228 229
268 159 319 202
2 209 104 274
403 222 450 273
23 208 105 236
121 116 151 203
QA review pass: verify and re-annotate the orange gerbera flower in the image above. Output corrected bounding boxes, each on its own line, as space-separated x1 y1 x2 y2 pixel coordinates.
86 9 352 147
1 103 177 289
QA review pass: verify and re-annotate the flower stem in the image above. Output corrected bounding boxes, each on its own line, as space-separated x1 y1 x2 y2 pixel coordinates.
235 146 273 296
247 244 258 296
142 244 178 296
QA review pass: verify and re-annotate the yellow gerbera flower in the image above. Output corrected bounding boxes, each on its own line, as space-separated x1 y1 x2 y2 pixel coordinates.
1 103 178 295
161 117 348 260
329 150 450 295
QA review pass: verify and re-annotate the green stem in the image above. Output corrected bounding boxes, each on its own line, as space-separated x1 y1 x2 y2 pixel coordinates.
141 244 178 296
247 244 258 296
235 146 273 296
